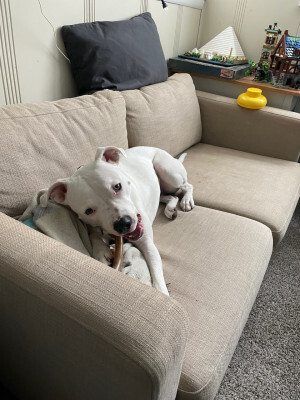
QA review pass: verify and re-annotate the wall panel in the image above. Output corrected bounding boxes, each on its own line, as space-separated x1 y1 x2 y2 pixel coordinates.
0 0 202 105
148 1 179 60
95 0 140 21
8 0 83 104
178 6 201 54
0 0 21 104
0 73 5 105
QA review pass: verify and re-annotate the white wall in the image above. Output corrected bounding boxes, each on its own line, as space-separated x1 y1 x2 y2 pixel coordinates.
0 0 202 105
1 0 299 106
198 0 300 62
194 0 300 111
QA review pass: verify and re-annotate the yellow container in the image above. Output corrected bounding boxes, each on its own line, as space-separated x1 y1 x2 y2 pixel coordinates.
237 88 267 109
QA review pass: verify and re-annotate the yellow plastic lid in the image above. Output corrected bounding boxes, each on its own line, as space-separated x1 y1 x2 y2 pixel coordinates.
237 88 267 109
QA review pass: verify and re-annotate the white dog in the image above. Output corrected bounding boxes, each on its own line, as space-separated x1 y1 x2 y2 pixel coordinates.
41 146 194 295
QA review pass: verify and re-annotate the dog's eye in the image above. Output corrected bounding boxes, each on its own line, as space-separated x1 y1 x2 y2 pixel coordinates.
113 183 122 192
85 208 95 215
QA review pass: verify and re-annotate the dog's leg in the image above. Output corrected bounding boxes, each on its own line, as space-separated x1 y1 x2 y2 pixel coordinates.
160 195 179 220
153 150 194 213
176 183 194 212
135 239 169 295
122 243 152 286
133 219 169 296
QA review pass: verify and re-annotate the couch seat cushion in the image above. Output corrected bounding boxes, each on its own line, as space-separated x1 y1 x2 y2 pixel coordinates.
122 73 202 156
183 143 300 245
0 91 128 217
153 205 273 400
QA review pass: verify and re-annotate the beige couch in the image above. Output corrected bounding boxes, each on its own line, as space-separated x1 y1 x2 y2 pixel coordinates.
0 73 299 400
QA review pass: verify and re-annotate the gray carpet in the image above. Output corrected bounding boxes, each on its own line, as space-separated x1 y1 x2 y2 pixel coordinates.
216 201 300 400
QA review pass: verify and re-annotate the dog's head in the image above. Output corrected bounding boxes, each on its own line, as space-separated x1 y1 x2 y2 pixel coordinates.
41 146 143 239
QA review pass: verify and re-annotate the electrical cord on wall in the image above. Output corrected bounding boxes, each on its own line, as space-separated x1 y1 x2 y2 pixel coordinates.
37 0 71 63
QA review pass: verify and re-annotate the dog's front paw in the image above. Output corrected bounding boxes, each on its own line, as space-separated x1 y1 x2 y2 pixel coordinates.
160 195 179 220
94 246 113 266
90 232 113 266
164 206 178 220
98 249 114 266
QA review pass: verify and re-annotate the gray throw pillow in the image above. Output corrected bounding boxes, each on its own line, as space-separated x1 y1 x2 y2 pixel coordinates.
61 12 168 95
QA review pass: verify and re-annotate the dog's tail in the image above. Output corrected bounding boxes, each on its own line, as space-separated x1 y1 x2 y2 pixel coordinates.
178 152 187 163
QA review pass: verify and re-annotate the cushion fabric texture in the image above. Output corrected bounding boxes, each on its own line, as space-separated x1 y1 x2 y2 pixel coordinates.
61 12 168 95
0 90 128 217
0 213 188 400
153 205 273 400
183 143 300 245
123 73 202 156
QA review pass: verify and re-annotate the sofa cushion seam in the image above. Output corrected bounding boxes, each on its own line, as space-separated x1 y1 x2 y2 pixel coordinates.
0 98 124 121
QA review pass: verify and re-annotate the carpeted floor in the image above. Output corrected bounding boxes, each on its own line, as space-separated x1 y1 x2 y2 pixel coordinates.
1 203 299 400
215 201 300 400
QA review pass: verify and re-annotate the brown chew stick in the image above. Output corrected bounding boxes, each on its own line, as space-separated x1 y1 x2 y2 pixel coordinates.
112 235 123 272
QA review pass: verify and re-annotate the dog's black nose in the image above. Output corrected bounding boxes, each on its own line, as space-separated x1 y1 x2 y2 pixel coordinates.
113 216 132 234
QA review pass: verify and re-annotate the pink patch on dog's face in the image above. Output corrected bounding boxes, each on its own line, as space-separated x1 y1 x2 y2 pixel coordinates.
123 214 144 241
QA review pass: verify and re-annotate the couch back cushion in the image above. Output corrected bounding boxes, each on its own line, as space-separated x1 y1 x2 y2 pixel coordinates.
0 91 128 217
122 73 202 156
62 12 168 94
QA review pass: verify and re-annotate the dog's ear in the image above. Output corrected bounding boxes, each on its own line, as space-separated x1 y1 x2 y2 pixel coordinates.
40 180 68 207
95 146 127 164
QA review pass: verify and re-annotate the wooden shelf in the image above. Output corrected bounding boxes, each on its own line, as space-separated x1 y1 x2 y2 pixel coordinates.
170 69 300 97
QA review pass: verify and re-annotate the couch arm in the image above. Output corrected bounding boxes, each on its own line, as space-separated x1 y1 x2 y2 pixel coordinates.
196 90 300 161
0 213 189 400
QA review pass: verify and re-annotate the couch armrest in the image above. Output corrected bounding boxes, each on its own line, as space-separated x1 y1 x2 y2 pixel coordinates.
196 90 300 161
0 213 189 400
